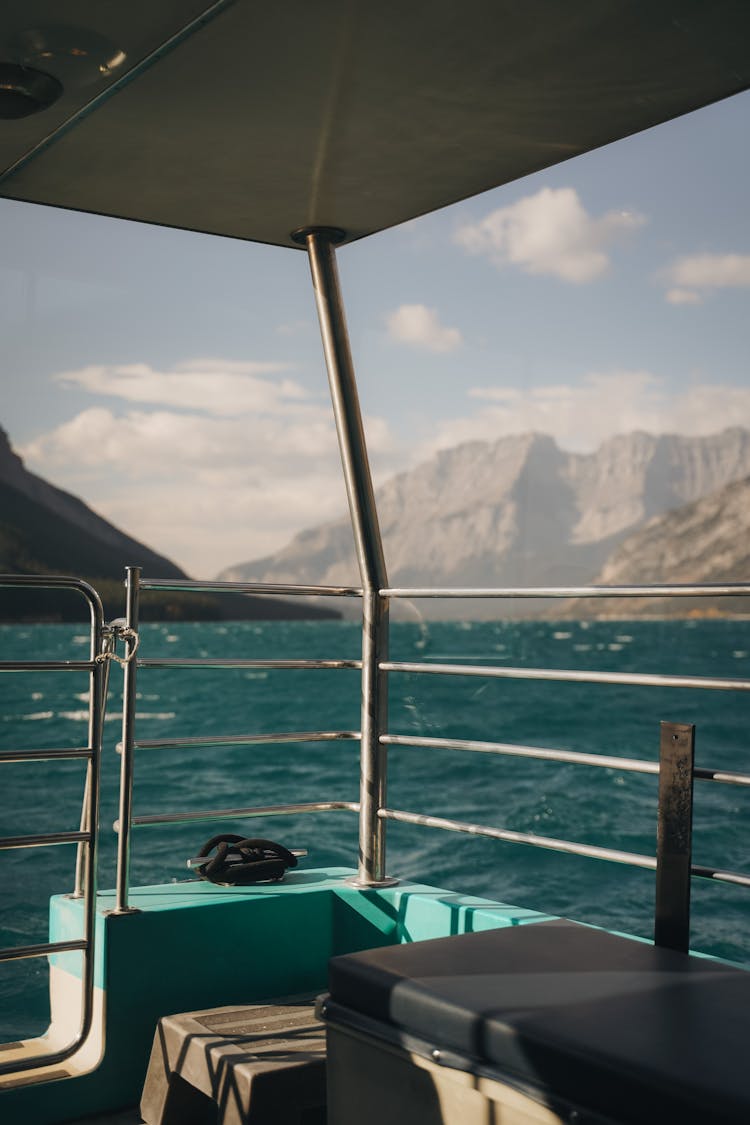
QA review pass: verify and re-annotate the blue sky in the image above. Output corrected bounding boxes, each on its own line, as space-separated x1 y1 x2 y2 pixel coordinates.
2 91 748 577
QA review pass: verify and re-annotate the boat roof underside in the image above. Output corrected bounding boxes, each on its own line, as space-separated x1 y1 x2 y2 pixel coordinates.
1 0 749 248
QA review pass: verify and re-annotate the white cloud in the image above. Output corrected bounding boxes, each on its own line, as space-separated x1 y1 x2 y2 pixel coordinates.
54 359 306 416
22 361 397 576
661 253 750 304
454 187 645 282
422 371 750 456
665 288 703 306
668 253 750 288
386 304 462 352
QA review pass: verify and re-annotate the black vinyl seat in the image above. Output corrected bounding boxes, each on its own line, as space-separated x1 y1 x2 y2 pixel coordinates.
324 919 750 1124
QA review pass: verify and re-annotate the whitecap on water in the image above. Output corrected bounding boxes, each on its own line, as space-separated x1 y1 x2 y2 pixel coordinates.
135 712 176 720
573 644 591 652
244 672 268 680
23 710 53 720
72 635 88 645
30 691 44 701
608 643 624 652
615 635 633 643
165 635 179 643
553 631 572 640
733 650 748 659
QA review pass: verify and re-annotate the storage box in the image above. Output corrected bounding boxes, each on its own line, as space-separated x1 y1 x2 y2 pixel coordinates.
321 919 750 1125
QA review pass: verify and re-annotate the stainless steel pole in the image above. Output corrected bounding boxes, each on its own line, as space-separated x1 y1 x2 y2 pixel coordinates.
115 567 141 913
297 226 394 886
74 627 113 898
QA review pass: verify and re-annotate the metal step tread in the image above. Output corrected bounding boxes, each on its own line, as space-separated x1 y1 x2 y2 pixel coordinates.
140 995 326 1125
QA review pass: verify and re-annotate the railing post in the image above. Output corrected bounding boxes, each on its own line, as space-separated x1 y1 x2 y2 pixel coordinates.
115 566 141 913
654 721 695 952
298 225 395 886
73 625 112 899
360 588 390 883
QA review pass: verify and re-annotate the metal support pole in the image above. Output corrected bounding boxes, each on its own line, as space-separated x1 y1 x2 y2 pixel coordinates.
115 567 141 913
74 627 113 898
654 721 695 952
297 226 395 886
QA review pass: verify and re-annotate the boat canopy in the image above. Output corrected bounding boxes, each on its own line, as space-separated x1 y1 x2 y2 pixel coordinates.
1 0 749 248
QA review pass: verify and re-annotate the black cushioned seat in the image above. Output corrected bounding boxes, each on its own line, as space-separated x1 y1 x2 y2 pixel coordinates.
326 919 750 1124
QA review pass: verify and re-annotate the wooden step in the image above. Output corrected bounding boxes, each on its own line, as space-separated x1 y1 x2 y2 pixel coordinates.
140 996 326 1125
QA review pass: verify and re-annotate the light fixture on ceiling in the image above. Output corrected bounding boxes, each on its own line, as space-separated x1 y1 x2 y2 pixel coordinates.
0 61 62 118
0 23 128 117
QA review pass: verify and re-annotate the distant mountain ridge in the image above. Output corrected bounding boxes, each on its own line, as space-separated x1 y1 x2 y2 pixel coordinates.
561 474 750 617
0 428 337 622
219 428 750 616
0 426 185 579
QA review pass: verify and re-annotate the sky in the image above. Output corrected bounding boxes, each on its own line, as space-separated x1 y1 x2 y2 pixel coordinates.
1 90 749 578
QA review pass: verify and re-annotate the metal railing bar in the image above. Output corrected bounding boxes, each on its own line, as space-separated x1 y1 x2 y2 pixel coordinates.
378 810 750 889
378 808 656 870
692 865 750 888
0 573 103 598
381 583 750 599
382 733 660 775
0 747 92 763
140 578 363 597
0 830 90 851
0 572 103 1080
115 568 140 914
122 800 360 829
381 660 750 693
131 730 360 751
0 661 96 672
693 767 750 787
137 658 362 670
0 939 87 964
383 735 750 788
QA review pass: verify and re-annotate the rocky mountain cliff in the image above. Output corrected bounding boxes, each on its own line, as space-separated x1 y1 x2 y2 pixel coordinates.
0 428 337 622
219 428 750 617
561 475 750 618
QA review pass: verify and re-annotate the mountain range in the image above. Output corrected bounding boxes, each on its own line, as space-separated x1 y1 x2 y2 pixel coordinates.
219 428 750 617
4 423 749 622
0 428 337 622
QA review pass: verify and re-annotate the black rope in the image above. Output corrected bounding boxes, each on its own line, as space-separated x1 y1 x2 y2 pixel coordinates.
193 834 298 886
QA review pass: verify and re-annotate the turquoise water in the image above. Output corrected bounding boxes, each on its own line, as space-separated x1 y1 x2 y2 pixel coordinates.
1 617 749 1039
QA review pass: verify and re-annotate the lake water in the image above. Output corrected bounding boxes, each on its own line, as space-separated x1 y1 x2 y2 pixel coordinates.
1 617 749 1039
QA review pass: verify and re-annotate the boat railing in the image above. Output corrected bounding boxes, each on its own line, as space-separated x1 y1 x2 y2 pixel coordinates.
3 570 749 976
112 568 364 914
0 575 106 1076
106 569 750 953
380 583 750 952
